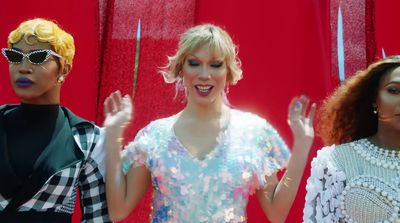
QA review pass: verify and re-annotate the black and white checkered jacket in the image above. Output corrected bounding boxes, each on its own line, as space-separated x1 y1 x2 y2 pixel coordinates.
0 105 110 223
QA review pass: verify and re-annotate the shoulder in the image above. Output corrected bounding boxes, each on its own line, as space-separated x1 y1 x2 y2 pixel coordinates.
61 106 97 128
137 115 175 137
129 115 175 149
0 104 18 115
229 109 271 130
61 107 101 151
312 140 362 172
230 109 266 124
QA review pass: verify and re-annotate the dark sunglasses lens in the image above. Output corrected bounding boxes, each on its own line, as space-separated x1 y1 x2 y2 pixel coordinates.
4 50 23 63
29 51 48 64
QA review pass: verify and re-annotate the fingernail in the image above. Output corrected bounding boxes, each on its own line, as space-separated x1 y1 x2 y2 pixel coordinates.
295 100 302 109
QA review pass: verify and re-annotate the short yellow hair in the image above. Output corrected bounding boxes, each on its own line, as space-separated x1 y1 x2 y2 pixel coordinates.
161 24 242 85
8 18 75 67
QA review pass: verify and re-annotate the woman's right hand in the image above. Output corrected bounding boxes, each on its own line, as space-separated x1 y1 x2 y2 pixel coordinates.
103 90 133 130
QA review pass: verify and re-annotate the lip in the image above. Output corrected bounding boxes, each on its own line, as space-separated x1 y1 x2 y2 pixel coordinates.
195 84 214 97
16 77 34 87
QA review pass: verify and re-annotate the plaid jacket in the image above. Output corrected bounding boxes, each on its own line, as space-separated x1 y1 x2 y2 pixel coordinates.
0 105 110 223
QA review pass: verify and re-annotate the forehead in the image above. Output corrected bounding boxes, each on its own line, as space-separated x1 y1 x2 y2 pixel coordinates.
12 36 52 52
381 66 400 85
187 44 224 60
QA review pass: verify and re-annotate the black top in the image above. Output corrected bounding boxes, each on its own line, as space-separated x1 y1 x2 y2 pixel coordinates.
4 103 59 189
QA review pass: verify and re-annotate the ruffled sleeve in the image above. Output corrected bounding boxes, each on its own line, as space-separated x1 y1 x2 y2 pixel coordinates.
303 145 346 223
256 120 291 187
121 123 156 174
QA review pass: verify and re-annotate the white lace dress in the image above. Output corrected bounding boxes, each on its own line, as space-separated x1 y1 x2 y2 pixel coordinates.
303 138 400 223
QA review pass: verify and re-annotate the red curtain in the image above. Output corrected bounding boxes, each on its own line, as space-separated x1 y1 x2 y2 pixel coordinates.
95 0 196 222
195 1 330 222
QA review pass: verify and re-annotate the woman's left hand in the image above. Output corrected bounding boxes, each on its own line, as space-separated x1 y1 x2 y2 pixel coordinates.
287 95 316 149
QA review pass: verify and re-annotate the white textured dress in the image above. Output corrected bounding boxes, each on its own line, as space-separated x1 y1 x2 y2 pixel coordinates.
303 138 400 223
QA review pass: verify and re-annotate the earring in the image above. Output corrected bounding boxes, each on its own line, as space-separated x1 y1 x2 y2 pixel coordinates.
57 75 65 84
225 84 230 94
373 105 378 114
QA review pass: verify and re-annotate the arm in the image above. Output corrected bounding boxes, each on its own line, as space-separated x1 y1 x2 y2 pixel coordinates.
78 127 110 223
103 91 152 221
79 154 111 223
257 96 316 223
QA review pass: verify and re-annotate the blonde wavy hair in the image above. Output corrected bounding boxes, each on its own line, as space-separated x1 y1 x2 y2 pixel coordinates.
8 18 75 67
160 24 242 85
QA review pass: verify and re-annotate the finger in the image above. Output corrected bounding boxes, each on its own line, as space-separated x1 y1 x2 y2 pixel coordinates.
300 96 310 117
112 91 122 109
288 96 298 116
110 91 121 113
308 103 316 124
122 95 133 116
104 97 111 115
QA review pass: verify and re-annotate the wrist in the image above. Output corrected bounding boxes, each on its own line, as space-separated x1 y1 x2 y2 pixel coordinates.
292 141 313 156
105 126 124 137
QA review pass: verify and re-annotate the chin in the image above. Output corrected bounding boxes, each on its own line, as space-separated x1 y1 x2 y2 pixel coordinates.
195 96 220 106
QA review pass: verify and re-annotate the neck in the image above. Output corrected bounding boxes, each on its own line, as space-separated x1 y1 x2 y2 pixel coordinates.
20 91 60 105
20 84 61 105
183 96 226 121
371 126 400 151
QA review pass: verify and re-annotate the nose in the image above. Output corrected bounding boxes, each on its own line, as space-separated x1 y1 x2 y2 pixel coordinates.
18 58 33 74
198 66 211 80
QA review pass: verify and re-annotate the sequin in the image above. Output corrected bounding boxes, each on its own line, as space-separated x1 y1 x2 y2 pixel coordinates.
122 109 290 222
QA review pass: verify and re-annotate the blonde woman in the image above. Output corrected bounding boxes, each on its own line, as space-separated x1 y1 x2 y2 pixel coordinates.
0 18 110 223
104 24 315 223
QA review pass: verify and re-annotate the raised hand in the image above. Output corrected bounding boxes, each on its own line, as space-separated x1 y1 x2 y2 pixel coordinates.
287 95 316 149
103 90 133 130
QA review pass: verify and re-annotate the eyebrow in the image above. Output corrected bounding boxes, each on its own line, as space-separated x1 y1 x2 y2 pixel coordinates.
11 47 47 53
385 81 400 86
187 56 224 62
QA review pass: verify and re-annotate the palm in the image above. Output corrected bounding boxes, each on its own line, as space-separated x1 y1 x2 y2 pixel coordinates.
103 91 133 129
287 96 316 146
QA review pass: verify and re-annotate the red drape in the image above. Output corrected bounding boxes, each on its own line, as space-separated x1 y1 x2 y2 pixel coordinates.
95 0 196 222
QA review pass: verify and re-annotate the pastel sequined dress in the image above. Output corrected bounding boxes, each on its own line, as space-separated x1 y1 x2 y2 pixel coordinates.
303 138 400 223
122 109 290 223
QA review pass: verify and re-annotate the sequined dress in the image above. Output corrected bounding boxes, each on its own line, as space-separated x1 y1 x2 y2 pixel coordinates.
303 139 400 223
121 109 290 223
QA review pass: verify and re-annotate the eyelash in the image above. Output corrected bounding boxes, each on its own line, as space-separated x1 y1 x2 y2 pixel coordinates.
187 60 223 68
387 88 400 94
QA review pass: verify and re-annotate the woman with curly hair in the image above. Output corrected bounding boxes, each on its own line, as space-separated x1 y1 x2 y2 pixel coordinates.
303 56 400 223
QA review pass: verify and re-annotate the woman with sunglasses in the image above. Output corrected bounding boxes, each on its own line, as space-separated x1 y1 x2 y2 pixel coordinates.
303 57 400 222
103 24 315 222
0 18 110 223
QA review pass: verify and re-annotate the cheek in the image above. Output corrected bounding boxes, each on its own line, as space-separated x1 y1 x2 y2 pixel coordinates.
214 71 228 84
377 94 398 112
9 66 18 80
182 66 197 78
40 65 59 79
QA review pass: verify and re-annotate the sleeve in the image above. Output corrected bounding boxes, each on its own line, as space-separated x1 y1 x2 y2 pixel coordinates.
79 127 111 223
303 146 346 223
121 124 155 174
255 120 291 187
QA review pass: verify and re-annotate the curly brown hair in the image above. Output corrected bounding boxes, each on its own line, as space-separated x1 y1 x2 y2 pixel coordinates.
318 57 400 145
